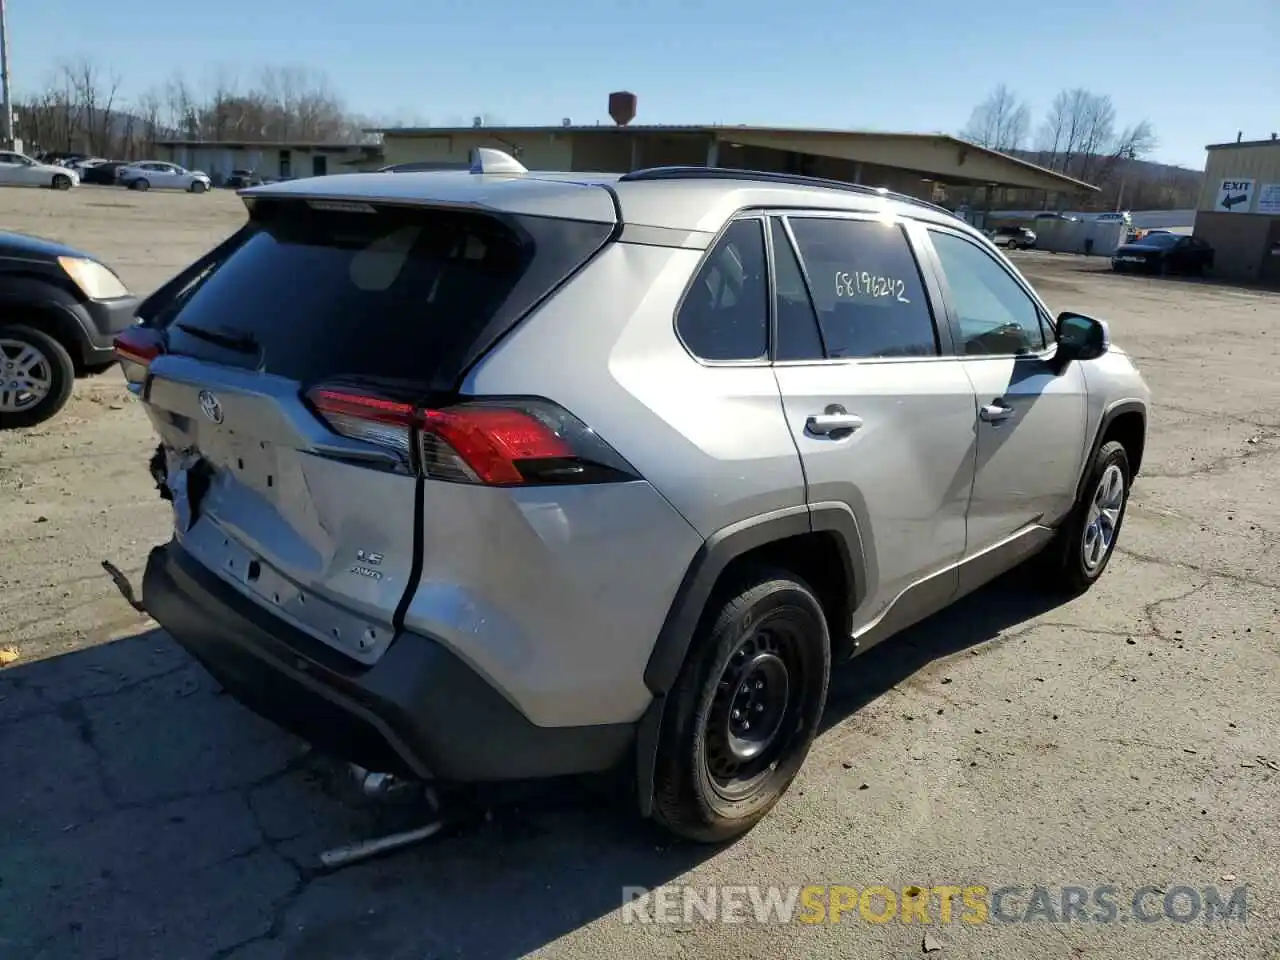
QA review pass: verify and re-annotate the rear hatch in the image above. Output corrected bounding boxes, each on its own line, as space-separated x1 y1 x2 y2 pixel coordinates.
125 190 615 663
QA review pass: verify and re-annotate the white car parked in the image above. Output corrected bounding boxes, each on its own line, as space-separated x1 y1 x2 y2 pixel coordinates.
118 161 212 193
0 152 78 189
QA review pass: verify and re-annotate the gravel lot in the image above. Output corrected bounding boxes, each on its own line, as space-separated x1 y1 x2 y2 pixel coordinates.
2 185 1278 960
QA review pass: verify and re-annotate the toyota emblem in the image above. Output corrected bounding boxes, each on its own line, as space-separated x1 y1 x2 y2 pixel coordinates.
198 390 224 424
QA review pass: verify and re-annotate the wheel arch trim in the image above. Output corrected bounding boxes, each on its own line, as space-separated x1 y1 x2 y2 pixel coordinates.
643 503 866 696
1075 398 1147 501
0 282 96 364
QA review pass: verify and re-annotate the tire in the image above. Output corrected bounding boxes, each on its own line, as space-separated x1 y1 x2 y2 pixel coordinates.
0 324 76 429
651 567 831 843
51 173 72 191
189 180 207 194
131 178 150 191
1039 440 1131 595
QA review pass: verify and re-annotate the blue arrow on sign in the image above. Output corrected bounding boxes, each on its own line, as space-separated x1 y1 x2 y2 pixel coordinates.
1222 192 1248 210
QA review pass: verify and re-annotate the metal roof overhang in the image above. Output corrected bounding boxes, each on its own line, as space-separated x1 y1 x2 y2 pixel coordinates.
716 131 1098 193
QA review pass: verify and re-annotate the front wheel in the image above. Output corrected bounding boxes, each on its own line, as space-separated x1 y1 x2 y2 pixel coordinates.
51 174 72 190
0 324 76 429
189 180 207 194
651 568 831 843
1039 440 1131 595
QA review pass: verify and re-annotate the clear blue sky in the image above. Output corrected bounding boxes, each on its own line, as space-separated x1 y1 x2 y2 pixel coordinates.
12 0 1278 169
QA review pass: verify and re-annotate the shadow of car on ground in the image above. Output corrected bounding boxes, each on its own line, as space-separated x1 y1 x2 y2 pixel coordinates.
0 571 1065 959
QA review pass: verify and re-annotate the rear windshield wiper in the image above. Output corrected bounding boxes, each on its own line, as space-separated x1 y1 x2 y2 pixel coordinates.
175 322 259 354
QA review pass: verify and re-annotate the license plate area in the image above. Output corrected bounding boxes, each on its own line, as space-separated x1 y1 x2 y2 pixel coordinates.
198 430 283 505
181 520 392 663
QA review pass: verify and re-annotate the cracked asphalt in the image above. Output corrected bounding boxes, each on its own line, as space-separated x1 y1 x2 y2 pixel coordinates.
2 188 1278 959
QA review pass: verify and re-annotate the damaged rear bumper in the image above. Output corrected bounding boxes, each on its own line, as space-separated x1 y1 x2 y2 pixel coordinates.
143 541 636 781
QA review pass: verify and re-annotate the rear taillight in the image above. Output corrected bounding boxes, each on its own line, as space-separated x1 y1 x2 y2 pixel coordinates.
306 386 638 486
113 326 164 367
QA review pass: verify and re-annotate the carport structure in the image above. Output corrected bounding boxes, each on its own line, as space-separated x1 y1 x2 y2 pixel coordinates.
377 124 1098 209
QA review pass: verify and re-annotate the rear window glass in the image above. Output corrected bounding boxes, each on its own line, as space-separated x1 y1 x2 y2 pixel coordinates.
787 217 939 359
161 200 610 387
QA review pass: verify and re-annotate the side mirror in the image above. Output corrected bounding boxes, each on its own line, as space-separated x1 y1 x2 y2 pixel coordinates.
1055 312 1109 364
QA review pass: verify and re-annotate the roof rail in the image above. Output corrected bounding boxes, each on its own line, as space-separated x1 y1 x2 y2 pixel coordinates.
618 166 953 217
469 147 528 175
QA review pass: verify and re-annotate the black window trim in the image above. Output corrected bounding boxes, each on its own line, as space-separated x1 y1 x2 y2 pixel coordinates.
766 208 956 366
672 214 773 368
764 214 828 362
921 223 1060 362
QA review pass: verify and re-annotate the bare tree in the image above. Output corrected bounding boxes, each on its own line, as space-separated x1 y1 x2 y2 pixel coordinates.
1114 120 1157 161
135 88 164 145
64 58 123 155
1034 88 1156 182
1073 93 1117 183
961 84 1031 152
204 67 241 140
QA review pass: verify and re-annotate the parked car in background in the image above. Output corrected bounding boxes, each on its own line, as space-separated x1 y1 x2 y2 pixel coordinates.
69 157 108 173
1112 232 1214 275
118 161 212 193
80 161 129 185
36 151 87 167
1034 212 1080 222
0 231 138 427
0 152 78 189
120 154 1150 843
223 170 264 189
990 225 1038 250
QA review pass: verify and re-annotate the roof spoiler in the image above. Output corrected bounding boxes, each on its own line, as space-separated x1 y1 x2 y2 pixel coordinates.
469 147 528 175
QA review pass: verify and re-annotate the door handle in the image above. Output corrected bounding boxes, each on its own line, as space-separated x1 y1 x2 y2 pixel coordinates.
979 401 1014 423
806 411 864 437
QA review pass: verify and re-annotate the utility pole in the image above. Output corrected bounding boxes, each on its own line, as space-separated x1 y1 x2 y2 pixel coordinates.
1115 146 1136 213
0 0 13 148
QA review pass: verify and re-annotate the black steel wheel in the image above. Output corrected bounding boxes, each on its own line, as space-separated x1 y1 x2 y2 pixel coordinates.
652 567 831 843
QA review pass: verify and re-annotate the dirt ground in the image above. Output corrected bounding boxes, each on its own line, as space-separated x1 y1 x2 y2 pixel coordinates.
2 185 1279 960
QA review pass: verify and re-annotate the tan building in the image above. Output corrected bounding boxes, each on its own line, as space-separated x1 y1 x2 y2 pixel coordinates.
377 124 1096 213
154 140 384 182
1194 136 1280 283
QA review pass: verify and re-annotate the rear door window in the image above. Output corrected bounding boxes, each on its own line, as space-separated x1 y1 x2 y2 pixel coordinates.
786 217 939 358
161 199 612 389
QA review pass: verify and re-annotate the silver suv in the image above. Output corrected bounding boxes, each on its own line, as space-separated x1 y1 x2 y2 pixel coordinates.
119 151 1150 843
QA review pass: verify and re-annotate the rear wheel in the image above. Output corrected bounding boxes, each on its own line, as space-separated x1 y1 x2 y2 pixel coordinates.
51 174 72 190
131 178 150 191
651 568 831 843
0 324 76 429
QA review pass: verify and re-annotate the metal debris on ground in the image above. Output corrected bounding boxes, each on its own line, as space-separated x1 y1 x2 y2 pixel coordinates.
319 821 445 870
923 932 945 952
317 766 446 870
101 560 147 614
